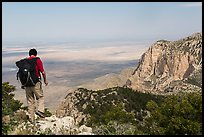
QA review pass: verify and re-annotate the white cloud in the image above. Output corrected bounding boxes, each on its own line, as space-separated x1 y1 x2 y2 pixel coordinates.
181 2 202 7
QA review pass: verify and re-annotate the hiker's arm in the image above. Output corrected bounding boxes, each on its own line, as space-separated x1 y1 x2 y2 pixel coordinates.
36 58 48 86
42 72 48 86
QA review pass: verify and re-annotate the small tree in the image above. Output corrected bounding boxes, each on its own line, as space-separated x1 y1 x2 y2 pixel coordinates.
2 82 23 135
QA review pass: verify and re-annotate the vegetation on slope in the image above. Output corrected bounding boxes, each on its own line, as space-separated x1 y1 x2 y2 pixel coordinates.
72 87 202 135
143 91 202 135
73 87 164 126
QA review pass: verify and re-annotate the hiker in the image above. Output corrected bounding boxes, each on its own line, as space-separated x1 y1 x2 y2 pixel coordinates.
16 48 48 123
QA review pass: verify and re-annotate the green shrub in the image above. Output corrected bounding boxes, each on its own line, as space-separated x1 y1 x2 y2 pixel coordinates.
44 108 52 117
2 82 23 135
93 121 145 135
143 92 202 135
2 82 23 116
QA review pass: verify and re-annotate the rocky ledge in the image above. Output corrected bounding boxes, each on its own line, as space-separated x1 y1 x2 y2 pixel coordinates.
9 114 93 135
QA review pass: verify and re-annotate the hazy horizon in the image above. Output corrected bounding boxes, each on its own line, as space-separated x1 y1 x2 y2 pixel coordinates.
2 2 202 43
2 40 146 88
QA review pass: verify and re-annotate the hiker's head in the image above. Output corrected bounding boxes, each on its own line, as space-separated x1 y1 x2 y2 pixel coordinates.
29 48 37 56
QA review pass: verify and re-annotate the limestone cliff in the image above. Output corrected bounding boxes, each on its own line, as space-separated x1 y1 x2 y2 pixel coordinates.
126 32 202 93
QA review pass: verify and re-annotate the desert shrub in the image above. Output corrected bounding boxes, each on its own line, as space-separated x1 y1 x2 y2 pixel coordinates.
143 91 202 135
88 103 135 126
44 108 52 117
92 121 144 135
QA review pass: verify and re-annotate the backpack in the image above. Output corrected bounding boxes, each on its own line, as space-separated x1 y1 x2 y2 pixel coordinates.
16 57 40 88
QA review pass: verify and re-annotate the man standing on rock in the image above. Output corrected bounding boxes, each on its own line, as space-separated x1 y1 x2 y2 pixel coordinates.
17 48 48 123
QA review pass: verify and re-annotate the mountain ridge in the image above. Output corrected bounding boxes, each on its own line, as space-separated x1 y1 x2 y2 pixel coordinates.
126 32 202 93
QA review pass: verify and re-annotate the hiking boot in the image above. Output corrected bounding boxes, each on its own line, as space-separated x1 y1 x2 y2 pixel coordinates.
35 111 45 118
28 119 36 125
21 86 25 89
27 116 35 125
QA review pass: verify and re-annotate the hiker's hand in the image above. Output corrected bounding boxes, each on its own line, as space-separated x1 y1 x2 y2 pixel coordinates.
44 80 48 86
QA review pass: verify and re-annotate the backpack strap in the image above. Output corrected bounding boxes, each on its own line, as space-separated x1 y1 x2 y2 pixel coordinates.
27 57 40 66
28 57 41 83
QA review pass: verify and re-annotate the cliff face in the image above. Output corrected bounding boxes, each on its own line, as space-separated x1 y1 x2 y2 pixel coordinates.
126 32 202 93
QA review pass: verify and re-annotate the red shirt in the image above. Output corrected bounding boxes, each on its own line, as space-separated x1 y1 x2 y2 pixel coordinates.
27 55 45 78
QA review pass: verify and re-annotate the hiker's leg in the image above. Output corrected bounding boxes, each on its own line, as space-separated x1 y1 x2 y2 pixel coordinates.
25 87 35 122
34 81 45 113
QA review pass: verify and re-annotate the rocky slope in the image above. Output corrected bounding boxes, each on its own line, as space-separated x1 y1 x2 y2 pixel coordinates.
78 67 135 90
125 32 202 93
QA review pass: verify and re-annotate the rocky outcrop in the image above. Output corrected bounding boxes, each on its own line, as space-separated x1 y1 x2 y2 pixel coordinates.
56 88 91 125
126 32 202 93
10 115 93 135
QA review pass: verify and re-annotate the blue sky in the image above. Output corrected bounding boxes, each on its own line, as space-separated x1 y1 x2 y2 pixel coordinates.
2 2 202 43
